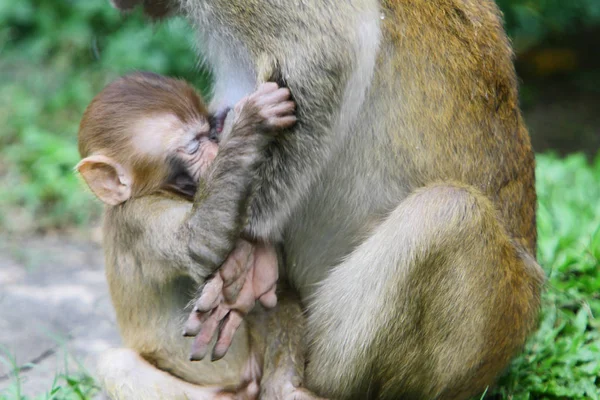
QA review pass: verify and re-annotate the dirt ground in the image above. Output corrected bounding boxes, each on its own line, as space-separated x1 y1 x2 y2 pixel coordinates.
0 233 120 397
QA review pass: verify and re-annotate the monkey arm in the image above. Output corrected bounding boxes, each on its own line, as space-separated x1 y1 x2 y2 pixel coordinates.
183 104 269 271
184 83 295 272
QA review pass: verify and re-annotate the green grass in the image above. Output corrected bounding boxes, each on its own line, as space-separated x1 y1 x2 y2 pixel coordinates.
0 370 98 400
493 153 600 399
0 350 99 400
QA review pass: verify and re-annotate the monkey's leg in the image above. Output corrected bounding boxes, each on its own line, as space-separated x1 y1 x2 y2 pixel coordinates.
304 183 545 400
258 289 325 400
96 348 249 400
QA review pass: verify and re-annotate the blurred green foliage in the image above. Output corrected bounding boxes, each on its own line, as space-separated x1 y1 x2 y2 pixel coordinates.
498 0 600 51
0 347 100 400
0 0 210 230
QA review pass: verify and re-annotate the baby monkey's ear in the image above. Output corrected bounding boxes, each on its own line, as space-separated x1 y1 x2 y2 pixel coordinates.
76 155 132 206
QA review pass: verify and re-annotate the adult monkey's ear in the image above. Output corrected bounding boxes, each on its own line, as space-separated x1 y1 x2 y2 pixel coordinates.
110 0 176 19
76 155 132 206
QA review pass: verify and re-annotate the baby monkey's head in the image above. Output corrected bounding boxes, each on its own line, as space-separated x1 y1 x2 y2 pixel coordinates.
77 72 217 205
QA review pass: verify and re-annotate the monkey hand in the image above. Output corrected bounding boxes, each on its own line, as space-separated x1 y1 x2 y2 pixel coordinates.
237 82 296 132
184 241 279 361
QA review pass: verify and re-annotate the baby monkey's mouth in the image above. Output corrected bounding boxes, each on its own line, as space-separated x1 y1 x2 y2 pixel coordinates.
209 106 232 143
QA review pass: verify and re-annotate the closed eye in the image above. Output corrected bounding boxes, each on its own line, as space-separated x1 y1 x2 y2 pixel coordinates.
184 139 200 154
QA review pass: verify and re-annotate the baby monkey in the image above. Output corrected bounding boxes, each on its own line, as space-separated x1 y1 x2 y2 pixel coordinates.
77 73 315 399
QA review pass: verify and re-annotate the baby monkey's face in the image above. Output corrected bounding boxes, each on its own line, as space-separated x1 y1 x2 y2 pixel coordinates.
132 112 219 184
173 116 219 183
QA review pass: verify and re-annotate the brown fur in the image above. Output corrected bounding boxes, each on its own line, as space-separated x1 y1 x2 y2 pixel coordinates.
78 72 209 198
108 1 546 399
380 0 537 253
78 72 308 399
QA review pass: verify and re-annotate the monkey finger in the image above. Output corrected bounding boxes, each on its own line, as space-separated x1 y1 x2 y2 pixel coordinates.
190 333 211 361
228 267 256 314
196 274 224 312
183 301 219 336
262 101 296 119
220 240 253 286
256 88 292 107
255 82 280 94
223 271 248 304
183 310 204 337
267 115 297 129
234 95 250 115
212 311 244 361
189 306 230 360
252 245 279 294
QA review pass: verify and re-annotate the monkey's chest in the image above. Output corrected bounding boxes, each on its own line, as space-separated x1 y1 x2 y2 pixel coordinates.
283 162 399 297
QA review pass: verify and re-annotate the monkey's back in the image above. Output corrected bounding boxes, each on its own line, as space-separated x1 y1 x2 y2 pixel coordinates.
282 0 536 293
380 0 536 252
102 197 250 387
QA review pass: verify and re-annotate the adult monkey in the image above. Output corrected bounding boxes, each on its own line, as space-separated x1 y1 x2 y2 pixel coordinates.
111 0 545 399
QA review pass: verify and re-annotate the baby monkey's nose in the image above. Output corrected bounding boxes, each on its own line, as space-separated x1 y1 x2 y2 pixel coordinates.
209 106 232 142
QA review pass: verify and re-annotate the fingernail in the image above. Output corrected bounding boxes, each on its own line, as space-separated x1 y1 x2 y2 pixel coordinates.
211 349 225 362
190 351 207 362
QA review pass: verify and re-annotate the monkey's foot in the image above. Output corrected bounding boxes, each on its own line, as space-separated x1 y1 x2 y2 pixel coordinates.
260 381 327 400
215 380 259 400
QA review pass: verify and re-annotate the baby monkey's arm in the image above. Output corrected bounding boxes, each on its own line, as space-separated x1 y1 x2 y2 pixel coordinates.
181 83 295 361
183 83 295 270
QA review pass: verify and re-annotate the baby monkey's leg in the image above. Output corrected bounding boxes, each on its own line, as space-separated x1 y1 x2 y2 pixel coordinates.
223 287 326 400
97 348 232 400
258 289 327 400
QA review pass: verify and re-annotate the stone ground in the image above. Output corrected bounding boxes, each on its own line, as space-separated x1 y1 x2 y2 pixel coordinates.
0 233 120 398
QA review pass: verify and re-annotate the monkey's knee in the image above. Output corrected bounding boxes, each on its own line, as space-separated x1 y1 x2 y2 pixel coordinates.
96 348 142 399
382 184 543 398
306 182 544 399
97 348 226 400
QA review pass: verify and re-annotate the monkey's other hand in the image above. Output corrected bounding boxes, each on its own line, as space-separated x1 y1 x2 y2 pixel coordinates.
184 242 279 361
238 82 296 131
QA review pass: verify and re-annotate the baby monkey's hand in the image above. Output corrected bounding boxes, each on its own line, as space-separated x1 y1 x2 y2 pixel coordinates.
183 82 293 362
236 82 296 133
184 241 278 361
